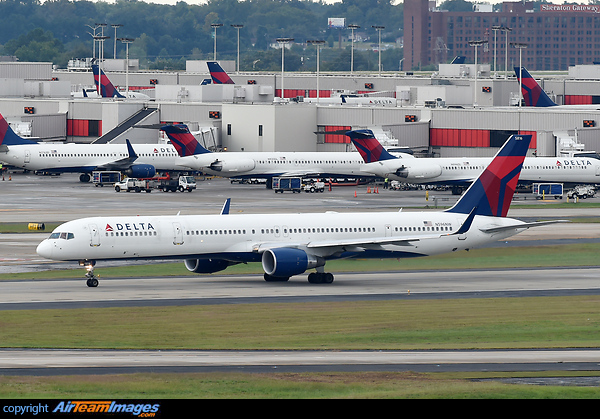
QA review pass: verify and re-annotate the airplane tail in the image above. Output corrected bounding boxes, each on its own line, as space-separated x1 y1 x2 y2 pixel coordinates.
160 124 211 157
514 67 557 107
92 64 126 98
446 134 531 217
207 61 235 85
0 113 38 146
346 129 397 163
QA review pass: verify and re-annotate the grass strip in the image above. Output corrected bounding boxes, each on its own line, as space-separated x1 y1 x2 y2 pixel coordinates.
1 371 599 398
2 296 600 350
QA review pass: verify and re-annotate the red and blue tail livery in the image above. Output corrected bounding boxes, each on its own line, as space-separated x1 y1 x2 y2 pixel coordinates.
0 114 37 146
161 124 210 157
207 61 235 85
345 129 396 163
92 64 126 98
514 67 557 107
447 134 531 217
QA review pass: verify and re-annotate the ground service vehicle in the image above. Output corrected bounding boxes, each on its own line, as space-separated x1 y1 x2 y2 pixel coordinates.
534 183 563 199
567 185 595 199
273 177 302 193
114 178 153 193
92 171 121 187
303 180 325 193
158 176 197 192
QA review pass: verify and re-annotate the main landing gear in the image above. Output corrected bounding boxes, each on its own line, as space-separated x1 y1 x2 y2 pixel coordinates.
308 272 334 284
263 272 334 283
80 260 99 287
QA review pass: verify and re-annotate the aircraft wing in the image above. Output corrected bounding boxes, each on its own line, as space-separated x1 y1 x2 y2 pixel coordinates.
94 139 139 171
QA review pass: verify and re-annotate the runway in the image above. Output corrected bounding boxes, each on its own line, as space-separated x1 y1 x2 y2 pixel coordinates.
3 348 600 375
2 267 600 310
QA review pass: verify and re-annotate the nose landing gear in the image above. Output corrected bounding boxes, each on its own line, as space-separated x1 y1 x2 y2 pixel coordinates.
80 260 99 287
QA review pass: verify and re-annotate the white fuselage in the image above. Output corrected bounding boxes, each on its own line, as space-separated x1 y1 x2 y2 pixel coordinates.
36 211 524 264
178 151 406 179
0 142 190 173
362 156 600 185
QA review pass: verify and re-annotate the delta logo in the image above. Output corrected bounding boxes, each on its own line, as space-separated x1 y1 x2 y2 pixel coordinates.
556 159 591 166
53 401 160 416
106 222 155 232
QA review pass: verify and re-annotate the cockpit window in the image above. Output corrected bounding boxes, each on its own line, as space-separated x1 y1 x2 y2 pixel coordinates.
49 232 74 240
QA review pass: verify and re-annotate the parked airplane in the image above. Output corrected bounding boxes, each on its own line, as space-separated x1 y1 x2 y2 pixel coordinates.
348 129 600 192
0 113 190 181
92 64 150 99
514 67 600 109
161 124 401 184
207 61 235 84
37 133 564 287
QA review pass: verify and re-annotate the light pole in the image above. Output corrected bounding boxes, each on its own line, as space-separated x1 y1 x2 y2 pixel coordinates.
501 26 512 79
372 25 385 75
118 37 134 97
231 24 244 73
491 25 501 73
211 23 223 60
348 24 360 74
307 40 325 100
111 24 123 59
93 29 110 96
86 24 103 60
510 42 528 107
276 37 294 99
468 39 487 107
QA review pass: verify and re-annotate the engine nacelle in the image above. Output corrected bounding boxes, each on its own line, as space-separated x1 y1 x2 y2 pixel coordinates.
125 164 156 178
184 258 232 274
209 158 255 174
395 163 442 180
261 248 324 278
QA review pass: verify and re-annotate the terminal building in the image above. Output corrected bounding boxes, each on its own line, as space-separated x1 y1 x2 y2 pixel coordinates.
1 59 600 164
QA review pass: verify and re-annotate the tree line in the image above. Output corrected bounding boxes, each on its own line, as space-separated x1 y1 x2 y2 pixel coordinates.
0 0 404 71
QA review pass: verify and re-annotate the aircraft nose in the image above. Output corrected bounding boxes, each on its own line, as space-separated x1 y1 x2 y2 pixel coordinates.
36 240 53 259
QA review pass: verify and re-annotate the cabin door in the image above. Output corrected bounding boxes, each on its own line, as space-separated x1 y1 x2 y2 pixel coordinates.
172 222 184 245
89 224 100 247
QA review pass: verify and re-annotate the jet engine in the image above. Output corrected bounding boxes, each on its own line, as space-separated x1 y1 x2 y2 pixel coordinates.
125 164 156 178
209 158 255 173
261 248 324 278
395 164 442 180
184 258 232 274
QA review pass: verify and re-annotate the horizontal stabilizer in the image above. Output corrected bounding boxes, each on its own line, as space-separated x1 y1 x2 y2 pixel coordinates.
480 220 569 234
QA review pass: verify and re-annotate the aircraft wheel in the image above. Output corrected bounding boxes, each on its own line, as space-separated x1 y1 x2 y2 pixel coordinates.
86 277 99 287
264 273 289 282
308 272 334 284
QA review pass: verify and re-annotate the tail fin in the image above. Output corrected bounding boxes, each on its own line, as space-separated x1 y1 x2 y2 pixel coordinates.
0 113 38 146
161 124 211 157
207 62 235 85
446 134 531 217
346 129 398 163
514 67 557 107
92 64 126 98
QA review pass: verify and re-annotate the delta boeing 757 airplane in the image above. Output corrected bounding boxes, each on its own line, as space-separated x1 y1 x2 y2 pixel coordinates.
37 133 563 287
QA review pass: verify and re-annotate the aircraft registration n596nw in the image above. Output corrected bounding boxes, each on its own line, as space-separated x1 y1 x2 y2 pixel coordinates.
161 124 397 182
37 133 564 287
0 113 189 181
348 129 600 191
